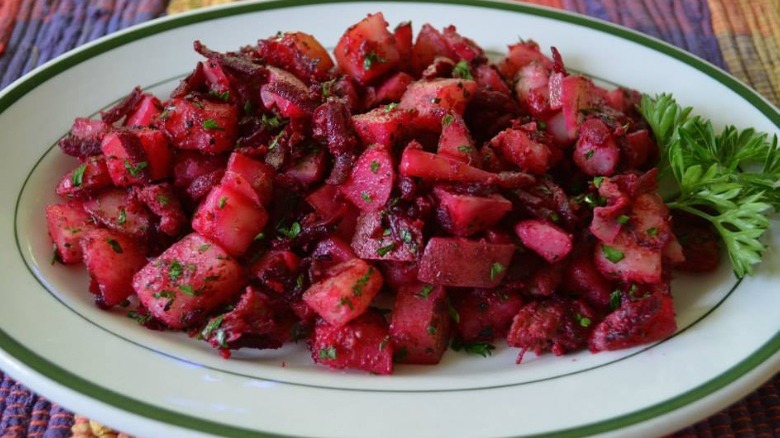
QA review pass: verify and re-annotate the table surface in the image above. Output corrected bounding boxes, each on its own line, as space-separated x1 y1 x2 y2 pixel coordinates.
0 0 778 437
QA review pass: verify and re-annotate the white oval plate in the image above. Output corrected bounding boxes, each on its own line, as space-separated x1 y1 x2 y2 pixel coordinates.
1 1 779 437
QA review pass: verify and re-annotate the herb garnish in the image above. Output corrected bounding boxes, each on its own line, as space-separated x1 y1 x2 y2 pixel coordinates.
639 93 779 277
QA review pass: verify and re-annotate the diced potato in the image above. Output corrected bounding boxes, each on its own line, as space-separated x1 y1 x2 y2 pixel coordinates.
398 78 477 129
83 188 152 240
311 309 393 374
334 12 401 84
514 219 573 263
161 97 238 154
55 156 112 199
434 187 512 236
339 145 395 212
133 233 246 329
351 105 415 148
589 287 676 352
260 66 318 119
46 201 98 264
191 184 268 258
81 228 147 308
302 258 383 327
257 31 334 84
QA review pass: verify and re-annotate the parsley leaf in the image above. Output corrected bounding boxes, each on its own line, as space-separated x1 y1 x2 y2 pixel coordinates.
71 163 87 187
202 118 223 130
640 93 779 277
452 60 473 80
451 339 495 357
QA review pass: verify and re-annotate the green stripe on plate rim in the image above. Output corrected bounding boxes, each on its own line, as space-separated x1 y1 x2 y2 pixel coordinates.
1 0 778 436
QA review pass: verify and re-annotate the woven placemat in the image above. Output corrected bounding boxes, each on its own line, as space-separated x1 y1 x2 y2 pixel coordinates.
0 0 778 437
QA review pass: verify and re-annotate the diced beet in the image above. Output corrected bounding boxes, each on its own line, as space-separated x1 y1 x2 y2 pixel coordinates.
100 87 144 124
671 211 720 272
124 94 163 127
312 98 358 159
161 97 238 154
490 127 552 175
390 283 451 365
314 237 356 265
81 228 147 308
134 183 188 237
83 189 152 239
249 250 302 295
310 309 393 374
411 24 453 76
334 12 401 85
191 184 269 258
302 258 383 327
525 262 564 297
55 156 112 199
562 250 614 312
172 150 228 190
437 113 480 165
378 261 419 292
589 288 676 352
45 201 98 264
187 169 225 203
573 118 620 177
514 219 573 263
450 288 523 342
340 145 395 211
309 237 356 281
133 233 246 329
594 236 663 284
374 72 414 104
201 59 232 96
418 237 514 288
434 186 512 236
306 184 360 240
590 178 632 243
200 287 295 354
351 105 415 148
622 129 656 169
57 117 111 158
257 31 334 84
398 78 477 129
260 66 319 119
507 298 596 359
496 40 552 80
101 130 150 186
351 211 422 262
627 193 672 249
284 149 327 187
306 184 348 220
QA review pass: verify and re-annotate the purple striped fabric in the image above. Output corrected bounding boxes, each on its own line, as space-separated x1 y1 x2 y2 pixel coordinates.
0 0 167 88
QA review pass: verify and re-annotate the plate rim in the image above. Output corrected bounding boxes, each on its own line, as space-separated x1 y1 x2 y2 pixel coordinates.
1 0 779 437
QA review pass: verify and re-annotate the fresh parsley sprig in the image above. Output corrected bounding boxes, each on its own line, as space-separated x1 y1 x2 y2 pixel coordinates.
639 93 779 278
